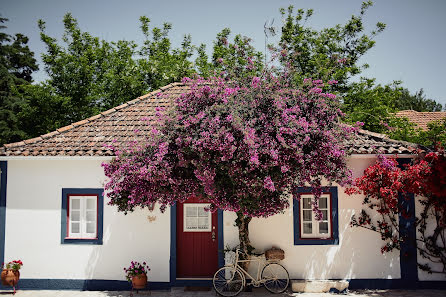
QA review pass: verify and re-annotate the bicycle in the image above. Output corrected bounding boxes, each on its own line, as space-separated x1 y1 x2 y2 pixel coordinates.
212 249 290 296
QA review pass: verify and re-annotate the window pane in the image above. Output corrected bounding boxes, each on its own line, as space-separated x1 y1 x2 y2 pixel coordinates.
86 210 96 221
319 197 327 209
71 222 80 234
186 206 197 217
198 207 208 217
322 210 328 220
86 199 96 210
87 222 96 234
302 198 312 209
185 217 198 230
319 222 329 234
198 217 209 229
303 210 312 221
303 223 312 234
71 210 80 221
71 199 80 210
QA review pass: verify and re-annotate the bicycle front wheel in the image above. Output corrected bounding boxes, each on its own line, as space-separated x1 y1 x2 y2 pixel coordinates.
261 263 290 293
213 266 245 296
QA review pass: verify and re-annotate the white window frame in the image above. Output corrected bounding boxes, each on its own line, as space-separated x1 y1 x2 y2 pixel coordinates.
67 195 98 239
300 194 331 239
183 203 212 232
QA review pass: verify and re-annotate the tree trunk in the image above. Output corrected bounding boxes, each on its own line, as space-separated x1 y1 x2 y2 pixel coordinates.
235 211 253 270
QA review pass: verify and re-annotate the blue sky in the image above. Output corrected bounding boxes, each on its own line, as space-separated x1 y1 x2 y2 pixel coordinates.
2 0 445 107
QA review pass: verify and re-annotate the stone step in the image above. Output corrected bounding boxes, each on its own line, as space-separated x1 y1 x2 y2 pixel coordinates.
291 280 349 293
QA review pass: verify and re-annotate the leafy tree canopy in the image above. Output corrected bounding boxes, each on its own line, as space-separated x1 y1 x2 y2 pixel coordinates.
277 1 385 92
0 16 38 145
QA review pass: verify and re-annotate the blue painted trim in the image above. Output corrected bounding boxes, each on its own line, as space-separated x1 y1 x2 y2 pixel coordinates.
169 204 224 286
2 279 170 291
61 188 104 245
169 203 177 286
348 279 446 290
217 209 224 268
293 187 339 245
0 161 7 273
348 278 403 289
397 158 418 283
6 278 443 291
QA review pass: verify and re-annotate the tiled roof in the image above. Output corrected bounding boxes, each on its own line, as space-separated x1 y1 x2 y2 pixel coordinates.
0 83 418 157
346 129 416 155
395 110 446 131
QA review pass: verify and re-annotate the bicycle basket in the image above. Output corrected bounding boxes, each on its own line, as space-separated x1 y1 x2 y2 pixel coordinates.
265 247 285 260
224 251 236 265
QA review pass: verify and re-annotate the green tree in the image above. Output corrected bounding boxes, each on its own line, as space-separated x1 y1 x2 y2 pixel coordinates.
395 88 443 112
390 118 446 148
417 119 446 147
342 78 404 132
342 78 445 147
25 13 197 137
37 13 147 124
138 16 195 90
0 17 38 145
195 28 264 79
18 83 68 137
278 1 385 91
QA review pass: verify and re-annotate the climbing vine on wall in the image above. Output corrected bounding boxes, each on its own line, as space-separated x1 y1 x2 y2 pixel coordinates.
346 149 446 275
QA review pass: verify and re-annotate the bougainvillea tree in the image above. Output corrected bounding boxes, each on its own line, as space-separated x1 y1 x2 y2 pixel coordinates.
103 57 356 254
346 149 446 274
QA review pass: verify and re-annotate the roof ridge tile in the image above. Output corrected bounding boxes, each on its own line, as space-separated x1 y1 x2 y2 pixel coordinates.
24 137 43 144
57 125 74 133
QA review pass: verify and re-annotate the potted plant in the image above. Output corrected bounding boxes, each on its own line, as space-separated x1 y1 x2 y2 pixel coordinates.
124 261 150 290
1 260 23 294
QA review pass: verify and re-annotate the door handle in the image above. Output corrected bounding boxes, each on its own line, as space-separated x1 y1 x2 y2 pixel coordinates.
211 230 216 241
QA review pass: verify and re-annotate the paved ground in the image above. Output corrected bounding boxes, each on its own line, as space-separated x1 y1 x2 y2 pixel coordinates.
1 288 445 297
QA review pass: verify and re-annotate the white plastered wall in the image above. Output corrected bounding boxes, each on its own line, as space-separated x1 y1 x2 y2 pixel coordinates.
5 156 443 282
415 196 446 281
4 159 171 281
223 156 401 280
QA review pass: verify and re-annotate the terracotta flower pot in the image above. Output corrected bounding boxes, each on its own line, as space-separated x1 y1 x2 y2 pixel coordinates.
1 269 20 287
131 273 147 289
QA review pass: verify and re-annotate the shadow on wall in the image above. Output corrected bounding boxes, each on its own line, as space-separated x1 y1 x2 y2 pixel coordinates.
299 208 399 280
247 199 399 280
84 204 170 285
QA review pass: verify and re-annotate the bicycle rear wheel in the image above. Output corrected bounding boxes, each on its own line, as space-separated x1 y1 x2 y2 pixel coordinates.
261 263 289 293
213 266 245 296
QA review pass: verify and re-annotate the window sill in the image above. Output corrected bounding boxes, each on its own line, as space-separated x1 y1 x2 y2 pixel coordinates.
64 237 98 240
61 238 103 245
294 237 339 245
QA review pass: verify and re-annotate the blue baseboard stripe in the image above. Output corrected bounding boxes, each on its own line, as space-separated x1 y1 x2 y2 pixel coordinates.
2 279 170 291
348 279 446 290
0 278 443 291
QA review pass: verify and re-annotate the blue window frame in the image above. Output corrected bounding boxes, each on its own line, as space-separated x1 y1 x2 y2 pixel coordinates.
61 188 104 245
293 186 339 245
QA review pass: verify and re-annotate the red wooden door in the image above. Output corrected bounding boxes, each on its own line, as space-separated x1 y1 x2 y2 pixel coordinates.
176 197 218 278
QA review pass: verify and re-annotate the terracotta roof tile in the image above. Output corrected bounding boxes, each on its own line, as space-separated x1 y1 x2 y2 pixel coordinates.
395 110 446 131
0 82 418 157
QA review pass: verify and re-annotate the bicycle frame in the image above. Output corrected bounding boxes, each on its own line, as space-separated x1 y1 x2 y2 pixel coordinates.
227 249 277 287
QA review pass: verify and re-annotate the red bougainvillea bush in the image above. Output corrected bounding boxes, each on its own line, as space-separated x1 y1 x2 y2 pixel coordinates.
102 56 357 254
346 148 446 274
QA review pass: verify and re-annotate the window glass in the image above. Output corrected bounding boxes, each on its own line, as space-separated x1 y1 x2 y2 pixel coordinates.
303 223 312 234
68 195 98 239
300 194 331 239
183 203 211 232
319 222 329 234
